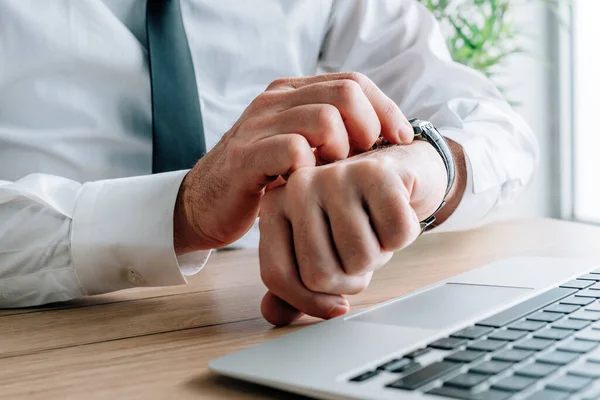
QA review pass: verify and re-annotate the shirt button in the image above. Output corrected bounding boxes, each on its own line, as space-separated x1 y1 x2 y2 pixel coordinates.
128 269 145 286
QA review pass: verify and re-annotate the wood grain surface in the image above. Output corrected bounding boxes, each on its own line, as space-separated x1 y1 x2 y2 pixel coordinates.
2 219 600 399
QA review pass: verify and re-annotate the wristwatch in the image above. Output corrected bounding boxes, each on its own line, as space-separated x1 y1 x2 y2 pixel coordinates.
409 118 456 233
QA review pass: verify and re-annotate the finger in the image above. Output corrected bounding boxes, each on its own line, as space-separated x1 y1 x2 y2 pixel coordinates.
360 175 421 252
244 134 316 184
248 104 350 161
325 184 393 276
261 290 303 326
269 73 413 145
290 195 373 295
259 191 350 323
277 80 380 151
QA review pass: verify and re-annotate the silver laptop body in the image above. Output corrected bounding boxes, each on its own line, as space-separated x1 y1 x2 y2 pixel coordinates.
210 257 600 399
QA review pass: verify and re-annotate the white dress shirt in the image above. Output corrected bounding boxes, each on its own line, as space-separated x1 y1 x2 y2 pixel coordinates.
0 0 538 307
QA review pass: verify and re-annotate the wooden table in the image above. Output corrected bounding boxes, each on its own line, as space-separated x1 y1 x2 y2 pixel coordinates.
3 219 600 399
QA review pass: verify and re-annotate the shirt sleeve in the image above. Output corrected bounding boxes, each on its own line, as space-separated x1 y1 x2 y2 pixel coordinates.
0 171 211 308
319 0 539 231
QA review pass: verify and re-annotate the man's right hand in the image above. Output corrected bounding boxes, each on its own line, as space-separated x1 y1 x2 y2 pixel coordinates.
173 72 414 254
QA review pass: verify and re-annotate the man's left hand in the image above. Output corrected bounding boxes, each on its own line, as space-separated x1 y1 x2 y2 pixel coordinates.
258 140 449 326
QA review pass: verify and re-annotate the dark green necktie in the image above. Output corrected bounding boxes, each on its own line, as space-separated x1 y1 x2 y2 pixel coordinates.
146 0 206 173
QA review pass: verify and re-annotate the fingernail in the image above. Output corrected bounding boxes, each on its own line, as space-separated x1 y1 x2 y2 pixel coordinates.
327 302 349 319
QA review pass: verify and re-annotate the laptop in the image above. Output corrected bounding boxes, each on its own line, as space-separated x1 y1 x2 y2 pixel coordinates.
209 257 600 399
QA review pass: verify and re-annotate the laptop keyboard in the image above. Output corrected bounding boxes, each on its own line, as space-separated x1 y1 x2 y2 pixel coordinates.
347 270 600 399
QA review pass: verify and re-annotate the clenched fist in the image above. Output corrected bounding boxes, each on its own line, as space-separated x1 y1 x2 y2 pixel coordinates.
259 140 451 326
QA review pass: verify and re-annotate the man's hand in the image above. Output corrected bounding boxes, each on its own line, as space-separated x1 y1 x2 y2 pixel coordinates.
259 140 456 326
173 73 414 253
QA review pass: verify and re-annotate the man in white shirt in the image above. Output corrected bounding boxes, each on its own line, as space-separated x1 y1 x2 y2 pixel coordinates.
0 0 537 326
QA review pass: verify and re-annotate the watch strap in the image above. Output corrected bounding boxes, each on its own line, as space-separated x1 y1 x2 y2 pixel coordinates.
410 119 456 233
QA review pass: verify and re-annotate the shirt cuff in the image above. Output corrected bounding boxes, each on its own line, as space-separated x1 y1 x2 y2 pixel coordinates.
71 170 211 295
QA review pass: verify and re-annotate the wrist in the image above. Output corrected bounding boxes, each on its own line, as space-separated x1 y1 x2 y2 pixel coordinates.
406 140 448 220
173 173 213 255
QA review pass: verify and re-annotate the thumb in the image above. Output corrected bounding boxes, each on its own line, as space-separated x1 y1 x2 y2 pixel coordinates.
260 291 350 326
261 291 303 326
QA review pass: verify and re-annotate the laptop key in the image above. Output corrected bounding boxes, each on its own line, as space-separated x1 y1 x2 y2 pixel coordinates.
515 362 559 378
390 361 419 373
445 373 489 389
575 289 600 298
477 288 576 328
446 350 486 363
349 370 379 382
553 319 591 331
527 312 562 323
430 337 468 350
523 389 570 400
386 361 462 390
568 362 600 378
452 326 493 340
537 350 580 365
561 296 595 306
585 301 600 312
377 358 412 372
545 303 580 314
576 329 600 342
546 374 593 392
491 375 537 392
508 320 546 332
468 339 508 352
578 274 600 281
470 361 513 375
560 280 594 290
426 386 511 400
557 339 598 353
534 328 573 341
488 329 527 342
404 347 431 359
570 310 600 321
514 338 555 351
492 349 535 363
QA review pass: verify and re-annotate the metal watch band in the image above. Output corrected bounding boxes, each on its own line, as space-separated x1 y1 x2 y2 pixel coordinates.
409 119 456 233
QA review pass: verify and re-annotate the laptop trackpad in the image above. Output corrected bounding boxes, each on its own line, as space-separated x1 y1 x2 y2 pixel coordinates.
349 283 531 330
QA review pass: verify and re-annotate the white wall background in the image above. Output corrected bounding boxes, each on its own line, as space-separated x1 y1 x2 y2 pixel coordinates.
491 1 559 220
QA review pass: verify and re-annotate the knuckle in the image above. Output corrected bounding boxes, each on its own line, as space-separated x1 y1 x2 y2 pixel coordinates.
354 158 384 178
249 91 278 109
346 71 369 88
346 275 371 295
285 135 312 171
316 104 341 130
342 240 377 276
301 268 332 293
266 77 289 91
334 79 362 103
287 164 314 189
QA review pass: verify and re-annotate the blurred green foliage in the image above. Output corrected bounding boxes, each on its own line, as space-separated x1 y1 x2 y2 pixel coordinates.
418 0 567 79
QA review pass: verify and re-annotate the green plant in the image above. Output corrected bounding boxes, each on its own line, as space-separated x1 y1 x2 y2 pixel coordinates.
418 0 568 79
